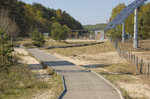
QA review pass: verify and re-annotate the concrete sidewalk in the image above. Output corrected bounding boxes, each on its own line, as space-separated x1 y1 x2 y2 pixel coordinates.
28 48 122 99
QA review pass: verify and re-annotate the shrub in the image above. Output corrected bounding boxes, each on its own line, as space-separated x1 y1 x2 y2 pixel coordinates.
0 27 14 70
32 28 45 47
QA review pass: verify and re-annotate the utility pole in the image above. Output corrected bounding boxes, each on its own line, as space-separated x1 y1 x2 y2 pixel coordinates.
122 22 125 43
133 0 138 48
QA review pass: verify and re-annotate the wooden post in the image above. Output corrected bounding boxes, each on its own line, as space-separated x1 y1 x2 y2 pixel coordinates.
136 57 138 69
131 54 133 62
110 37 112 42
147 62 149 77
133 55 135 64
128 52 130 61
140 59 143 74
115 38 118 50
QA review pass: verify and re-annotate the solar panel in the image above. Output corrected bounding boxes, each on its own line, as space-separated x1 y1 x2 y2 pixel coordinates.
105 0 147 30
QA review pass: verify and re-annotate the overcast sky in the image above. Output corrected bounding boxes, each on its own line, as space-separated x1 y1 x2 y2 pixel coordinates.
21 0 149 25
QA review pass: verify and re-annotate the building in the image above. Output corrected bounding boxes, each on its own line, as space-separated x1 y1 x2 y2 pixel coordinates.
94 30 105 40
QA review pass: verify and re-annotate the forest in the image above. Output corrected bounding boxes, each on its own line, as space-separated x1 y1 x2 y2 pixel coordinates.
108 3 150 39
83 23 106 31
0 0 83 37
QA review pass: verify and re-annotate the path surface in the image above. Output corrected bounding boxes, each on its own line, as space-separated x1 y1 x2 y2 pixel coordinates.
28 48 121 99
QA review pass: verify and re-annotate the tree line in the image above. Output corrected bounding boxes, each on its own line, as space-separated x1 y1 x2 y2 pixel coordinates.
108 3 150 39
84 23 106 31
0 0 83 37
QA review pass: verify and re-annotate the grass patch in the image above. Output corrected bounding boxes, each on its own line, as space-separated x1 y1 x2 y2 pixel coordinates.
104 63 139 75
0 65 49 99
46 41 115 57
49 74 63 99
46 67 55 75
117 39 150 52
120 88 131 99
104 74 133 83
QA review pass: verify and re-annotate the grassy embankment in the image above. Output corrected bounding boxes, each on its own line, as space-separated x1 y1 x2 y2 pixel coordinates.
0 65 48 99
0 40 63 99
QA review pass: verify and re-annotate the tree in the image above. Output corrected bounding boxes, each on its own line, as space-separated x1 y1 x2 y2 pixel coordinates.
108 3 126 39
0 9 19 44
0 1 83 37
51 22 68 41
0 27 14 70
32 28 45 47
139 3 150 39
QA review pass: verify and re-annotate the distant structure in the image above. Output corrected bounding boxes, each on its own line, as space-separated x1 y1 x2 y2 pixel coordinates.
43 33 49 38
94 30 105 40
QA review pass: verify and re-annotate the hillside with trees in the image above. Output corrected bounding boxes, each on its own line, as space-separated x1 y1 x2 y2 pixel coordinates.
83 23 106 31
0 0 83 38
108 3 150 39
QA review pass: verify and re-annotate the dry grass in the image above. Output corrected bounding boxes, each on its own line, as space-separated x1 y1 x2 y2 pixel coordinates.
117 39 150 52
49 74 63 99
0 65 49 99
45 41 150 99
46 41 115 57
14 38 97 48
8 47 63 99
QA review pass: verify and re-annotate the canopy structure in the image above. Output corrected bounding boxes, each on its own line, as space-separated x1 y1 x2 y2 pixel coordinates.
105 0 147 30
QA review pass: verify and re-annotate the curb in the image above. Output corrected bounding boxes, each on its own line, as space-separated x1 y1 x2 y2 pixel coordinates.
41 62 67 99
76 65 124 99
58 76 67 99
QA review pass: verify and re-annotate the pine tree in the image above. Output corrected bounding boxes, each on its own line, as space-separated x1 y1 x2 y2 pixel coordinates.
32 28 45 47
0 27 14 69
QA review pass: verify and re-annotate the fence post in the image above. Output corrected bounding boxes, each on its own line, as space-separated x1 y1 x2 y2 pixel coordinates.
136 57 138 69
128 52 130 61
115 38 118 50
131 53 133 63
147 62 149 77
133 55 135 64
140 59 143 74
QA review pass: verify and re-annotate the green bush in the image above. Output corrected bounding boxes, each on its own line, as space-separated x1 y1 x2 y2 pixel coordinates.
32 28 45 47
0 27 14 70
51 22 68 42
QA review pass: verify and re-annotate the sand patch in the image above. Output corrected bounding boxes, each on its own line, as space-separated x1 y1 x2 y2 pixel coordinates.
14 48 54 99
118 82 150 98
14 48 29 56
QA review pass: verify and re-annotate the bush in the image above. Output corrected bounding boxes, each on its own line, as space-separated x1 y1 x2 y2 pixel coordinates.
32 28 45 47
51 22 68 42
0 27 14 70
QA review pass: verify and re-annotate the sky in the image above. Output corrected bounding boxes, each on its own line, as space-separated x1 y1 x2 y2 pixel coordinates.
21 0 142 25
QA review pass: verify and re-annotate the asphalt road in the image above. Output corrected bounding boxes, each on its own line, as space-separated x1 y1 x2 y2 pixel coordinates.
28 48 122 99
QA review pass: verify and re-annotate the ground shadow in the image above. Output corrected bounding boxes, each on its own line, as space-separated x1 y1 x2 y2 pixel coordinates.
28 64 44 70
43 61 75 66
81 64 110 68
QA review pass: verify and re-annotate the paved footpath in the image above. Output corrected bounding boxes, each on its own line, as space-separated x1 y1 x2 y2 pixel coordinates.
28 48 122 99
